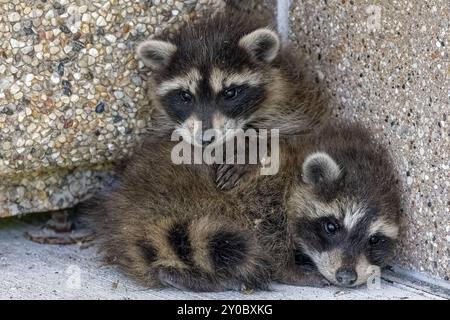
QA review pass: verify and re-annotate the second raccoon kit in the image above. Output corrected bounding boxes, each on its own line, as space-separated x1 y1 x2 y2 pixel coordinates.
89 121 402 291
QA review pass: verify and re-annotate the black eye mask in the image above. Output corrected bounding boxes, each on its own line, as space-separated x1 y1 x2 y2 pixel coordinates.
160 89 195 123
293 249 317 272
218 84 266 119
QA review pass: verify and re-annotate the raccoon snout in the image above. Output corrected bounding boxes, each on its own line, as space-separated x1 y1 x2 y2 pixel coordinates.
335 268 357 286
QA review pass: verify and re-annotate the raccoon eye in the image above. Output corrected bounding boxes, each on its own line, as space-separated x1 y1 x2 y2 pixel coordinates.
369 235 381 245
180 90 193 103
324 221 339 235
223 87 241 100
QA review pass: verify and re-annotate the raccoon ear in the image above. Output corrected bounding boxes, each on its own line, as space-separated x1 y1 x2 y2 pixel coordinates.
239 28 280 63
302 152 341 187
136 40 177 70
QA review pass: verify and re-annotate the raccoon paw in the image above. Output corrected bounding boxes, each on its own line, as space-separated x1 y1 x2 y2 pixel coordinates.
305 274 331 288
280 270 331 288
216 164 257 190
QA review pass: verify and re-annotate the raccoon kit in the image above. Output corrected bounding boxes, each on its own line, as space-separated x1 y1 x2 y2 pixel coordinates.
286 123 402 287
136 11 330 147
88 121 402 291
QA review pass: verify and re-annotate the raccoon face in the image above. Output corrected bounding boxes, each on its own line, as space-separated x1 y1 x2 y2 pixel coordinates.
137 28 280 147
288 152 401 287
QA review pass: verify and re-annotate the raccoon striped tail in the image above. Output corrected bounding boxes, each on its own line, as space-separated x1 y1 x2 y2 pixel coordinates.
147 215 271 292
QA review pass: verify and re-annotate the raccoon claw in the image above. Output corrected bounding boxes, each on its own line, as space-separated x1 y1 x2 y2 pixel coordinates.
216 164 244 190
216 162 232 180
216 164 256 191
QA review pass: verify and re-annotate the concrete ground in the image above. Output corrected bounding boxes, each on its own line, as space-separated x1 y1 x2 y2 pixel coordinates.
0 217 446 300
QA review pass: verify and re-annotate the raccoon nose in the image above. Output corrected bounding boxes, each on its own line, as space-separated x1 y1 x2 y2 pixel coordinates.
335 268 357 286
202 136 215 146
